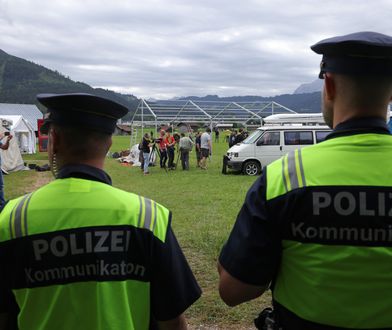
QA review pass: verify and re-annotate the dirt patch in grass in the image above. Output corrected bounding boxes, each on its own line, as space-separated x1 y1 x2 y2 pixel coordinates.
4 167 53 199
29 171 53 191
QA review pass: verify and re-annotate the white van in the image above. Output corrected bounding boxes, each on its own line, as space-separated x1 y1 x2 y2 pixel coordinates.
225 125 331 175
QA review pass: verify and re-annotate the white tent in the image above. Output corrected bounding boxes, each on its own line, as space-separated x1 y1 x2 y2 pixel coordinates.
1 115 36 154
0 125 26 173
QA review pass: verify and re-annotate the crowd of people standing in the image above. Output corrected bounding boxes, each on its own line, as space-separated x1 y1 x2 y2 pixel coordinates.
139 127 213 173
139 126 249 174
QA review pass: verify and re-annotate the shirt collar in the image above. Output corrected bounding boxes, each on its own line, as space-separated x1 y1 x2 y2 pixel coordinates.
325 117 390 140
57 164 112 185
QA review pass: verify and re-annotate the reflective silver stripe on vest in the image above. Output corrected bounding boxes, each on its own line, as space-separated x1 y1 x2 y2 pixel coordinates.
298 149 307 187
143 198 153 230
9 203 18 239
137 196 157 231
137 195 143 227
287 151 299 190
282 156 289 193
143 198 157 231
22 193 33 236
152 201 158 232
12 193 33 238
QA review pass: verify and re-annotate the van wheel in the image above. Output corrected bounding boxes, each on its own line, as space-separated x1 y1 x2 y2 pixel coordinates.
243 160 260 176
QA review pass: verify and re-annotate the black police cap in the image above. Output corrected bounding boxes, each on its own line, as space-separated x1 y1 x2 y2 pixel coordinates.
37 93 129 134
311 31 392 78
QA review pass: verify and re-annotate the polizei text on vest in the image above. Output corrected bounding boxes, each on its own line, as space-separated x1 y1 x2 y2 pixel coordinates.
32 229 132 261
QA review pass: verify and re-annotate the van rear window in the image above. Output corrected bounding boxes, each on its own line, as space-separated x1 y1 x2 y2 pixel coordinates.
284 131 313 145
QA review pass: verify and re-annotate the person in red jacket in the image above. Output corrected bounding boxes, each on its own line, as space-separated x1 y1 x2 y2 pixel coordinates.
157 130 168 168
165 131 176 170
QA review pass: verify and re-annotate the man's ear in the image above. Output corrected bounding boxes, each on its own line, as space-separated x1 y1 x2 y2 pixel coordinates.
48 126 60 153
324 73 336 101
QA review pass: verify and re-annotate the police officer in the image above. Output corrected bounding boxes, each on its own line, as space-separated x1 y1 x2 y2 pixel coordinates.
218 32 392 329
0 93 201 330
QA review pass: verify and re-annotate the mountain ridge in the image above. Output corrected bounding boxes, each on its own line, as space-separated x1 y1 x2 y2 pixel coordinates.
294 79 323 94
0 49 322 116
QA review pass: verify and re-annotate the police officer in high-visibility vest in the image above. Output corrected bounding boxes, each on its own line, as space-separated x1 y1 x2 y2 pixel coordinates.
0 93 201 330
218 31 392 329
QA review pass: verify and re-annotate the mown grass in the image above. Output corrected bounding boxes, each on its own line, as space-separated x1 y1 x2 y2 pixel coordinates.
5 133 271 329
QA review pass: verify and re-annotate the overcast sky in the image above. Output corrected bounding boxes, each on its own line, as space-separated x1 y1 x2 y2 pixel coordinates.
0 0 391 99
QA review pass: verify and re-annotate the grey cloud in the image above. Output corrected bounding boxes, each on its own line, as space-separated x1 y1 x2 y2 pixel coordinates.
0 0 391 98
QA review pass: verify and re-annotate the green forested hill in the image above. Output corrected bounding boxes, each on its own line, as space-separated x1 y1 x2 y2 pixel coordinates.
0 49 139 119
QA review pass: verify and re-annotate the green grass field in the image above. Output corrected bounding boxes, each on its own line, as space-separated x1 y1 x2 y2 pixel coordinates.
5 134 271 329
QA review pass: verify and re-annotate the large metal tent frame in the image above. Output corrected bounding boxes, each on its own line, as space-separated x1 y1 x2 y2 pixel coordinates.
130 99 297 134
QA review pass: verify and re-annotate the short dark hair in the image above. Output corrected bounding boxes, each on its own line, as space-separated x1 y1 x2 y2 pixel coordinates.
335 75 392 111
206 127 211 133
53 124 111 160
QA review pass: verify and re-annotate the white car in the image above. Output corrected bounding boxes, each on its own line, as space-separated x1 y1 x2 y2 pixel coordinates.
226 125 331 176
